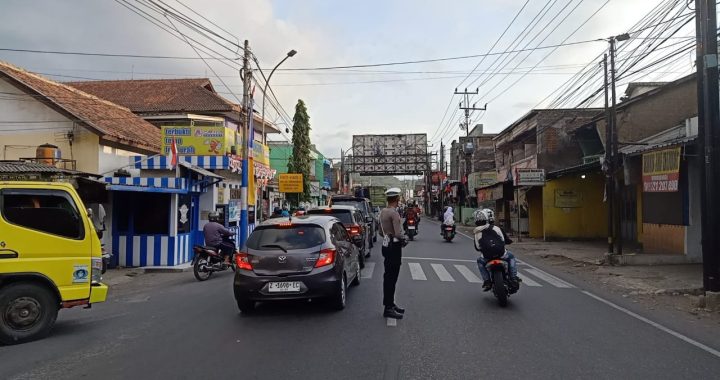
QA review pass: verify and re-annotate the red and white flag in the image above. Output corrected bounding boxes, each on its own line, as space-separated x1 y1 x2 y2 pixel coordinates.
169 138 178 169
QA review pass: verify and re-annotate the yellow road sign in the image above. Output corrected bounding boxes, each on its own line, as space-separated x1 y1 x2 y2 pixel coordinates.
279 173 303 193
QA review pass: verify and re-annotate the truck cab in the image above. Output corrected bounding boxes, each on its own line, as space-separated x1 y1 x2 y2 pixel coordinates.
0 181 108 344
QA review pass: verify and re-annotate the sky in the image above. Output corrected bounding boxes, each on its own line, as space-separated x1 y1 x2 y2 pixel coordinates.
0 0 694 161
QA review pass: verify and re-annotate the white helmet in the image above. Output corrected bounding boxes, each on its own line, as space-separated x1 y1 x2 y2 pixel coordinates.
482 208 495 223
385 187 401 198
473 209 489 226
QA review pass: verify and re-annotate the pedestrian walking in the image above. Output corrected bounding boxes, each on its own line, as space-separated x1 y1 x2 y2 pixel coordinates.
378 187 407 319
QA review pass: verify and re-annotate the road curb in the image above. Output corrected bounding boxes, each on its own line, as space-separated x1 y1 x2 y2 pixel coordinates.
142 263 193 273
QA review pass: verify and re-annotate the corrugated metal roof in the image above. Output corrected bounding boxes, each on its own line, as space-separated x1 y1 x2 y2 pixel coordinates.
0 161 73 173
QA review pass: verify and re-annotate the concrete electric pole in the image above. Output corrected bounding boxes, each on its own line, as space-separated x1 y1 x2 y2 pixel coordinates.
240 40 252 247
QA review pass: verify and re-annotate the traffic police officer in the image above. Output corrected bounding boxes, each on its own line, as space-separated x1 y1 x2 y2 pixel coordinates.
379 187 408 319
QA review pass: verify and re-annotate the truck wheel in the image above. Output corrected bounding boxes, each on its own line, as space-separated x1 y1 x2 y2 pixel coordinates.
0 282 59 345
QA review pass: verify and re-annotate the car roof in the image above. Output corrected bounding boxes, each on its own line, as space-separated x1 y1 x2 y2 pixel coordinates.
260 215 339 227
308 205 357 212
331 195 368 202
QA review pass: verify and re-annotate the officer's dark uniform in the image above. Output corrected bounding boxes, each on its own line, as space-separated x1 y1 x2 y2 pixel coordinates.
379 204 405 312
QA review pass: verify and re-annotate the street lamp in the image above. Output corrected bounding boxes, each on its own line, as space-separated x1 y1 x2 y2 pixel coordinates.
261 49 297 144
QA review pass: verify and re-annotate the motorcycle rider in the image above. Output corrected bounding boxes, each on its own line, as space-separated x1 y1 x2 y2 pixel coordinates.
441 206 456 235
473 209 520 292
203 212 234 264
379 187 408 319
404 201 419 232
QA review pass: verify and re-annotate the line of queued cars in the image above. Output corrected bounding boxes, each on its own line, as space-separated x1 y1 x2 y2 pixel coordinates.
233 196 379 313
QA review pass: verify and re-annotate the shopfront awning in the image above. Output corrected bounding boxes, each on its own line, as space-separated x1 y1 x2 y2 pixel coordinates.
103 176 189 194
179 161 223 179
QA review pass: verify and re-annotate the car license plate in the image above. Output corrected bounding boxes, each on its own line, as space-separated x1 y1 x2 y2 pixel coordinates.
268 281 302 293
408 226 416 230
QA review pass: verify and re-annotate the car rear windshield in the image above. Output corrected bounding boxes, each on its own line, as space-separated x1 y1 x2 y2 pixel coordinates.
307 210 353 224
332 200 366 213
247 225 326 250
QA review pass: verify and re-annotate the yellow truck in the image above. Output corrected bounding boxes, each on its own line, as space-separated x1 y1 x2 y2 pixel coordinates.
0 181 108 344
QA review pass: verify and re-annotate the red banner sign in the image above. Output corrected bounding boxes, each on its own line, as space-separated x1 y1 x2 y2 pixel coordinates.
642 147 681 192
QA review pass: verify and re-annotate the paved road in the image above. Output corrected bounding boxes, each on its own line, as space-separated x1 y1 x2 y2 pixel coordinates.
2 221 720 379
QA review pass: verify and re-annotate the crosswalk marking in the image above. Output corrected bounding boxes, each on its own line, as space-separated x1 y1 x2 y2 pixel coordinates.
517 270 541 287
431 263 455 282
408 262 427 280
524 268 574 288
365 261 575 289
361 262 375 279
454 264 482 283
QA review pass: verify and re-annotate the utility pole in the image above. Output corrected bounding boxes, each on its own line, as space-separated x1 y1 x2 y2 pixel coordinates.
455 88 487 212
340 148 345 195
695 0 720 292
240 40 252 247
609 34 628 255
603 53 614 254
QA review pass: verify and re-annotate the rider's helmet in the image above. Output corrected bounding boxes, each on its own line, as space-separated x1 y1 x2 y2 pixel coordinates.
473 209 489 226
208 211 220 223
482 208 495 224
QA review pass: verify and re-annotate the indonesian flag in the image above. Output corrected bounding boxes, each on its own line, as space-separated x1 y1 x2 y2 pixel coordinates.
169 138 178 169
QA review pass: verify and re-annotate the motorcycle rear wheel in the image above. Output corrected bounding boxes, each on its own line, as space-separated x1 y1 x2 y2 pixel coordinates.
193 257 213 281
492 270 508 307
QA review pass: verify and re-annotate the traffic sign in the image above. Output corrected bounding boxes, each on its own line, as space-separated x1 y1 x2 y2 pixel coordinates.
279 173 303 193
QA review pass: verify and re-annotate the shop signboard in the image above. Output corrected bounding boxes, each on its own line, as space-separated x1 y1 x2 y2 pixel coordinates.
279 173 303 193
310 181 321 197
252 142 270 166
554 189 582 208
228 199 240 222
161 126 237 156
642 147 681 192
515 168 545 186
468 171 497 191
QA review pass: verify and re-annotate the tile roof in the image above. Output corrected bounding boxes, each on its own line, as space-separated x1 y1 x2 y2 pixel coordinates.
66 78 241 114
0 160 75 173
0 61 161 153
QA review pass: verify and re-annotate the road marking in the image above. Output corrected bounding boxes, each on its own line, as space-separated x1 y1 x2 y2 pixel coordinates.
582 290 720 359
517 270 541 287
454 264 482 283
361 262 375 279
408 263 427 280
431 263 455 282
403 256 475 263
386 317 397 327
524 268 574 288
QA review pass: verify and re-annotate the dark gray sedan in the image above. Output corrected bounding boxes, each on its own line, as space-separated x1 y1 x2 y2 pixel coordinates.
233 215 363 313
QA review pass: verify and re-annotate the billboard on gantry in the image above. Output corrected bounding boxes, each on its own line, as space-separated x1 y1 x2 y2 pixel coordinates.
350 134 429 175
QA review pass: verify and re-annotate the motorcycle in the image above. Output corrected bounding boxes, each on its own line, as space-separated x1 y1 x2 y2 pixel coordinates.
405 218 417 241
485 255 518 307
192 237 236 281
442 224 455 242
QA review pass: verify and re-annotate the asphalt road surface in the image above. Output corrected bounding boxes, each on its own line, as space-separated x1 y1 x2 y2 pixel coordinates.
2 220 720 379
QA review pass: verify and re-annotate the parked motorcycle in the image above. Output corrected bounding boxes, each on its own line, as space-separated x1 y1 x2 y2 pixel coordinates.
485 256 518 307
405 218 418 241
442 224 455 242
192 237 236 281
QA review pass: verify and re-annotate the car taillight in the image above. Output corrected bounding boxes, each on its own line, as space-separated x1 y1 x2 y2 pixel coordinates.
315 248 336 268
235 252 253 270
346 225 361 236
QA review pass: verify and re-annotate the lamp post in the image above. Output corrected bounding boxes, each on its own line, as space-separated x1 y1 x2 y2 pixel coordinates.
261 49 297 145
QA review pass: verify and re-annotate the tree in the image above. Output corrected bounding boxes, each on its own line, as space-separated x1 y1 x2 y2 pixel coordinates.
287 99 312 203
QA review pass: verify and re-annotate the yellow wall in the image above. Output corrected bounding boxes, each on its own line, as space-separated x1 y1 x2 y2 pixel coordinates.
542 172 608 239
1 129 100 173
527 187 543 238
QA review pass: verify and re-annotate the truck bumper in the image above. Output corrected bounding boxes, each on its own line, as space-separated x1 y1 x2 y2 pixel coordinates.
89 283 108 303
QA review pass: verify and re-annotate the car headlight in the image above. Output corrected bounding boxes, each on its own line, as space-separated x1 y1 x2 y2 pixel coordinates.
91 258 103 284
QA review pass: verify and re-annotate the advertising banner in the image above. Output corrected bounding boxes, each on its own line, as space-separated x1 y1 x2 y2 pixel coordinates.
554 189 582 208
252 142 270 166
162 126 239 156
642 147 680 192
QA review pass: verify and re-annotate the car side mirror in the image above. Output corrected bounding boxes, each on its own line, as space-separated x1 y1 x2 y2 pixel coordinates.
87 207 93 219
